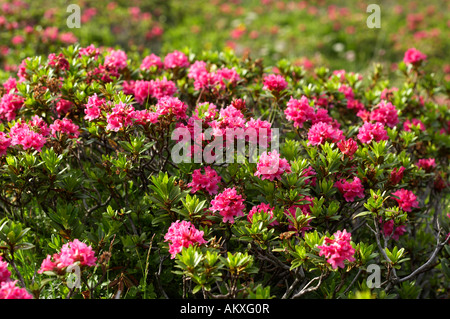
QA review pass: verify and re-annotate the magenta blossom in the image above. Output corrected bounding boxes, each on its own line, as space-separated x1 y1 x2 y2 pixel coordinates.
188 166 222 195
255 150 292 181
210 187 246 224
318 229 355 269
391 189 419 212
164 220 207 259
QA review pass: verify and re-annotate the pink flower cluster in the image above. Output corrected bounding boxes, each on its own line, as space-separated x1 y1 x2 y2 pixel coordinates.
391 188 419 212
49 118 80 139
318 229 355 269
104 49 128 70
247 203 278 226
263 74 288 92
335 176 365 202
131 78 177 104
337 138 358 159
403 118 425 132
369 100 399 128
357 122 388 144
416 158 436 172
255 150 292 181
381 219 406 241
155 96 188 120
390 166 405 185
210 187 246 223
164 220 207 259
403 48 427 65
84 93 104 121
0 132 11 156
106 102 136 132
38 239 97 274
163 50 190 69
0 92 24 121
140 53 163 70
188 166 222 195
307 122 344 146
285 196 314 235
188 61 241 91
0 256 33 299
284 96 315 128
9 117 48 152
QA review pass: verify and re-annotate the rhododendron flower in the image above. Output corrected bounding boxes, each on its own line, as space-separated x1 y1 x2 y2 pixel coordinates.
0 92 24 121
318 229 355 269
337 138 358 159
84 93 104 121
391 189 419 212
247 203 277 225
49 118 80 139
302 166 317 186
307 122 344 146
48 53 69 70
245 118 272 145
133 78 177 104
209 105 246 136
133 110 159 125
188 166 222 195
335 176 365 202
55 98 73 115
210 187 245 223
79 44 100 59
155 96 188 120
369 100 399 128
164 220 207 259
0 256 11 283
403 118 425 132
104 49 128 70
0 280 33 299
390 166 405 185
9 119 47 152
357 122 388 144
416 158 436 172
381 219 406 241
38 239 97 274
403 48 427 65
0 132 11 157
338 84 354 100
3 77 17 92
164 50 190 69
284 96 315 128
255 150 292 181
140 53 163 70
263 74 288 92
106 102 135 131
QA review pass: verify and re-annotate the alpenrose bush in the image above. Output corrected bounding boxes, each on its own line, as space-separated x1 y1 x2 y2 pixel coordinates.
0 44 449 299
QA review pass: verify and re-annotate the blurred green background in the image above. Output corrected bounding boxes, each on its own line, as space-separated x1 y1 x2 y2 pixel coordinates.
1 0 449 80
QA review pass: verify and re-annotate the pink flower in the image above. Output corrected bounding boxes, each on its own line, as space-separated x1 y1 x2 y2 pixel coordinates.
0 132 11 157
84 94 104 121
416 158 436 172
106 102 135 132
307 122 344 146
263 74 288 92
369 100 399 128
164 50 190 69
357 122 388 144
337 138 358 159
391 189 419 212
210 187 245 223
403 118 425 132
0 256 11 283
338 85 354 100
133 110 159 125
104 49 128 70
248 203 278 226
335 176 365 202
302 166 317 187
284 96 315 128
0 280 33 299
0 92 24 121
255 150 292 181
403 48 427 65
155 96 188 120
38 239 97 274
79 44 100 59
9 120 47 152
245 118 272 145
140 53 163 70
48 53 69 71
318 229 355 269
55 98 73 115
164 220 207 259
49 118 80 139
188 166 222 195
381 219 406 241
389 166 405 185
